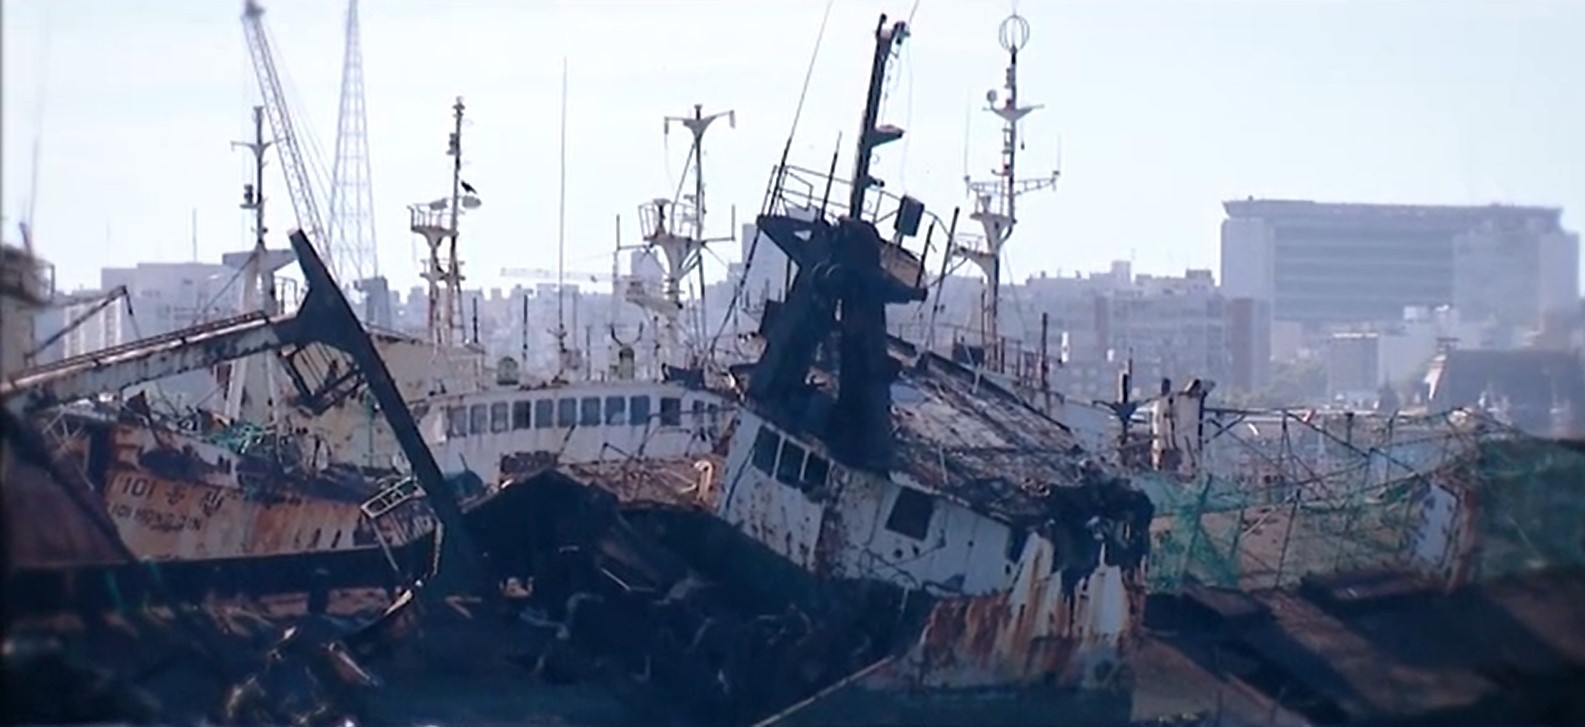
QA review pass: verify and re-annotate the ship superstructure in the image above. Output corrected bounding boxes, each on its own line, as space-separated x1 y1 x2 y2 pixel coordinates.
701 15 1153 723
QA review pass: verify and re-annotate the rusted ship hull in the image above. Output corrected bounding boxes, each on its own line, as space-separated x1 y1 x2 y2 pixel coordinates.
48 412 439 564
748 545 1141 726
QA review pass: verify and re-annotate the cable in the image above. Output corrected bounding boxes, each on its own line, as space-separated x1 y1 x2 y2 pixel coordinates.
895 36 915 189
190 267 248 324
706 0 837 362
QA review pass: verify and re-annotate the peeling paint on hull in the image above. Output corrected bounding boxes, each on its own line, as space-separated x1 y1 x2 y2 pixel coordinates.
55 415 439 563
102 470 392 560
861 539 1142 693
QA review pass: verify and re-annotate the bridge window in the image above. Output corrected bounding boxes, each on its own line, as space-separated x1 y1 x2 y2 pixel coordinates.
469 404 487 435
534 399 553 429
775 441 807 487
691 400 705 429
885 487 934 541
707 404 720 427
802 455 830 490
629 395 651 426
447 406 467 437
512 401 531 430
751 426 780 473
604 396 627 425
1005 527 1029 563
660 397 682 426
580 396 602 426
490 403 509 433
556 398 577 428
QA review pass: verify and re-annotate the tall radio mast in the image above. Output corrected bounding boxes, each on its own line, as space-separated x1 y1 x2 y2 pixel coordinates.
956 12 1060 373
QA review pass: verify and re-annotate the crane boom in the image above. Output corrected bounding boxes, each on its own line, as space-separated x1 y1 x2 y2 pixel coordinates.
241 0 334 284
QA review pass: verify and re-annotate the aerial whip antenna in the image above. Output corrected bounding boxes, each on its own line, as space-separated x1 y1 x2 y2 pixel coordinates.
555 57 571 377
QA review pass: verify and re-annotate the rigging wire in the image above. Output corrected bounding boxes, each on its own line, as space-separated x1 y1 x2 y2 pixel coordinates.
707 0 837 361
267 22 337 279
1000 256 1032 349
191 269 247 324
240 39 257 257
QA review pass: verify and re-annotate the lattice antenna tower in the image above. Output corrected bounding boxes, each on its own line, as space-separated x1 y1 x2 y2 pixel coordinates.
956 11 1060 372
328 0 383 320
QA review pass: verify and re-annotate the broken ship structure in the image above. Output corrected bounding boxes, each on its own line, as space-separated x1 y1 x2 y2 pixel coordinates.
7 11 1583 727
733 17 1150 722
1 230 507 725
514 15 1156 725
2 229 476 600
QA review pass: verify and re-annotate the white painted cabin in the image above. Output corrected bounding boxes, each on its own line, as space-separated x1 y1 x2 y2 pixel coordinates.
710 343 1156 689
425 379 735 481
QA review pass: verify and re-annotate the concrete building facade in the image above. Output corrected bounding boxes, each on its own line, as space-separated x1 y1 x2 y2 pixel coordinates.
1221 199 1578 340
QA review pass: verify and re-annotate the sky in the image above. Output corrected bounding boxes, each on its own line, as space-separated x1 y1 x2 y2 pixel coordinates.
3 0 1582 296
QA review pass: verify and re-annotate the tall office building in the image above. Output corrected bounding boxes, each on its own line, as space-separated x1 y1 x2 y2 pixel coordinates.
1221 199 1578 334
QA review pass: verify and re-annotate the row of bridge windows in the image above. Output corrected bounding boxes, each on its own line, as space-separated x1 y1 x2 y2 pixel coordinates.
746 424 1030 565
751 425 937 542
447 395 719 437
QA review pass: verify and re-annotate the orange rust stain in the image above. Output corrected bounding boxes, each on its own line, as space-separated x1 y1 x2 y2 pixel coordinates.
101 467 371 561
894 553 1144 689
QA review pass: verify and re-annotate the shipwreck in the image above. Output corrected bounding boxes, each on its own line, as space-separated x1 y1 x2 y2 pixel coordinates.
474 14 1158 726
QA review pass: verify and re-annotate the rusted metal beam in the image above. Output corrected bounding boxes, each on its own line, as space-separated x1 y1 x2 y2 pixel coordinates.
281 227 485 590
0 228 486 590
2 311 287 417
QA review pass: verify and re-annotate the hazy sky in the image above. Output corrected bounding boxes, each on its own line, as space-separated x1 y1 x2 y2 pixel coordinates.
3 0 1582 295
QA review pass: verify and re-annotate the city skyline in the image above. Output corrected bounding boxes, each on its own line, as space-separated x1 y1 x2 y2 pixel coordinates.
3 0 1582 294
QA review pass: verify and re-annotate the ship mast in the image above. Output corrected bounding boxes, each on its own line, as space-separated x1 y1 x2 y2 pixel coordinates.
554 58 574 380
957 11 1059 373
411 97 476 350
445 97 466 346
223 105 293 422
641 103 736 371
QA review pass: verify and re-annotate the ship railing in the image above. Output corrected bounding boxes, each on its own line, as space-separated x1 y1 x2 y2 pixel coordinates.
362 476 424 519
637 198 703 243
408 205 454 236
764 163 957 295
947 230 994 260
891 319 1056 386
768 163 950 232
